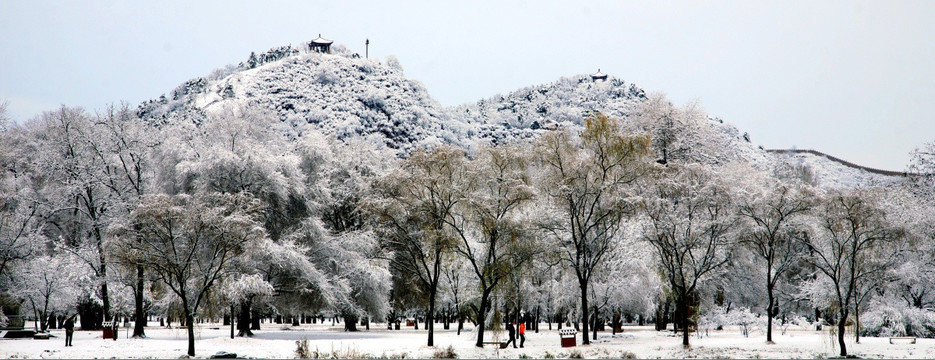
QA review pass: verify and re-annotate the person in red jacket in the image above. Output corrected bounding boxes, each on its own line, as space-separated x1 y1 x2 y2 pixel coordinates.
518 321 526 348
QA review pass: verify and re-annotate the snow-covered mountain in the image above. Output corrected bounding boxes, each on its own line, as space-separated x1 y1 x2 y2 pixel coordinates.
137 45 471 153
137 43 906 189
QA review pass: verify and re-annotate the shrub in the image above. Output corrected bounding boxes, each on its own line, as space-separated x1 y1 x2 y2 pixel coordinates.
295 342 370 359
862 303 935 338
432 345 457 359
295 339 311 359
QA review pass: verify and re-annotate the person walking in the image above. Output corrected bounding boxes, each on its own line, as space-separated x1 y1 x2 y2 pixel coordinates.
63 314 76 347
505 321 517 348
518 321 526 348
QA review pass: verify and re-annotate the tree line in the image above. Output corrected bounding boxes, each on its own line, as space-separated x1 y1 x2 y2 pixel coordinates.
0 98 933 357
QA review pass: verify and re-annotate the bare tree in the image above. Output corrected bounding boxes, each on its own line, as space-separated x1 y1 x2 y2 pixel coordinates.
534 113 650 344
35 106 117 326
93 103 159 338
801 190 904 357
443 145 539 347
109 193 265 357
366 146 464 346
737 180 812 343
641 164 737 348
0 124 42 280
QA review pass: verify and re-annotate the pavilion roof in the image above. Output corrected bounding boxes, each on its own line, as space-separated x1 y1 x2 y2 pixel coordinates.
310 34 333 45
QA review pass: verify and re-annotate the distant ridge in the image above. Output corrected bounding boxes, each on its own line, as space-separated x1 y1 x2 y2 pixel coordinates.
138 41 911 190
767 149 909 177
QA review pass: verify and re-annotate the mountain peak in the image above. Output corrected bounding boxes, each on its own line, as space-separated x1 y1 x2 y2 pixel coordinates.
137 43 906 189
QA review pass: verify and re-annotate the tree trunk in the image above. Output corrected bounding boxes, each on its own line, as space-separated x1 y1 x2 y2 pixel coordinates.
230 305 235 339
250 308 260 330
40 302 49 332
343 312 358 331
94 224 111 323
427 295 436 346
443 303 450 330
580 280 590 345
838 308 848 357
101 280 111 322
592 307 598 341
854 304 861 344
237 301 253 337
681 295 690 347
474 289 491 347
186 312 196 357
133 265 146 338
535 306 540 333
766 283 774 343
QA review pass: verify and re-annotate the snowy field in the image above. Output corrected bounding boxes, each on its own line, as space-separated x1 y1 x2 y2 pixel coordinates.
2 322 933 359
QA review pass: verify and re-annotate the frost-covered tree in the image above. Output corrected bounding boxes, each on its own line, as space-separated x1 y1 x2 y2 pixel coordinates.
95 103 160 338
641 164 737 347
440 256 476 335
883 188 935 313
109 193 265 357
630 94 721 165
0 121 43 281
10 254 85 332
588 235 659 336
367 146 465 346
224 273 274 337
288 220 389 331
32 106 119 326
533 113 651 344
157 105 311 330
909 141 935 179
297 137 392 331
734 167 813 343
801 190 904 357
444 145 539 347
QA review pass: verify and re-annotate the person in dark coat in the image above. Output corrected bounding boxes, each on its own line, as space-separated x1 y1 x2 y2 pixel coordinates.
63 315 76 346
505 321 517 348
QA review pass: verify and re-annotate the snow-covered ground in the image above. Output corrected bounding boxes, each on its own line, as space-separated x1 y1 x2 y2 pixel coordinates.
2 322 933 359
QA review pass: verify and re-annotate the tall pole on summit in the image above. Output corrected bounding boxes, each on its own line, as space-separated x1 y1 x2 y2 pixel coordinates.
366 38 370 59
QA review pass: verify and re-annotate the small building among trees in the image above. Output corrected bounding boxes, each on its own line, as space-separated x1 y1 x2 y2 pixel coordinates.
590 69 608 81
309 34 333 54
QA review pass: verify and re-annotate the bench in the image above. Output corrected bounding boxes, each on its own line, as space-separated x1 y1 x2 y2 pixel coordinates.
889 337 917 344
1 330 37 338
481 341 508 349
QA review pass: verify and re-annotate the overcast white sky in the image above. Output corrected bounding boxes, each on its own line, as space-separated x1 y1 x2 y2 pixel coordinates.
2 1 933 171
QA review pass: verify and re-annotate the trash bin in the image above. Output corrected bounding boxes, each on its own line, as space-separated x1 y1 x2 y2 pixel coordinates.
559 328 577 347
102 322 114 339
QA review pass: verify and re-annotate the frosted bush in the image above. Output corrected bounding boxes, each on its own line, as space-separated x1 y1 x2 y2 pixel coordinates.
699 306 764 337
862 303 935 337
314 63 340 85
386 55 403 72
